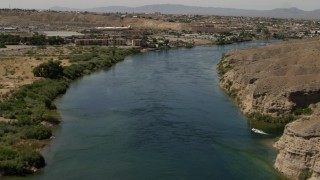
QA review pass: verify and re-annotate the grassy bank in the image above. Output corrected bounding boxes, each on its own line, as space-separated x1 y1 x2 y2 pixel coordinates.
0 46 140 176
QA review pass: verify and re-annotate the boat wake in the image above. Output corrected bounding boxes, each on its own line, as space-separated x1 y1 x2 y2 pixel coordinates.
251 128 270 135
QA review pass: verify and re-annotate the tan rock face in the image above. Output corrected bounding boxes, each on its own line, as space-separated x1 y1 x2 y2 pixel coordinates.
274 112 320 179
312 161 320 179
218 38 320 179
219 38 320 116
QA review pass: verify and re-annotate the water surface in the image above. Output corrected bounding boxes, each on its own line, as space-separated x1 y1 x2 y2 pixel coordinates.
21 41 282 180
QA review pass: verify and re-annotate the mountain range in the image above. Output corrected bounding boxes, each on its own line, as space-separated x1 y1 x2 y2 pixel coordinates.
50 4 320 20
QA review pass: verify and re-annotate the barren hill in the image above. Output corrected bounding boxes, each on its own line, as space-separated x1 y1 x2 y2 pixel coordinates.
219 38 320 115
51 4 320 20
0 10 187 31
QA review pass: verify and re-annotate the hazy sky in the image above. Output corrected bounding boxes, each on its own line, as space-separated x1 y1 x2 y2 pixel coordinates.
1 0 320 11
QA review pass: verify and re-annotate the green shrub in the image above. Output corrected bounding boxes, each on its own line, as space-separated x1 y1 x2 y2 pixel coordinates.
217 62 232 75
0 148 26 175
248 112 274 122
42 111 60 124
294 107 313 116
279 114 295 124
298 169 313 180
1 133 20 146
0 79 68 125
33 60 63 79
25 50 35 56
69 52 98 62
0 123 17 137
23 125 52 140
63 64 85 80
0 102 13 111
230 88 239 98
16 114 34 126
225 80 233 91
0 159 26 175
0 148 45 175
44 99 56 110
248 112 295 124
19 150 45 168
26 91 38 100
0 147 18 161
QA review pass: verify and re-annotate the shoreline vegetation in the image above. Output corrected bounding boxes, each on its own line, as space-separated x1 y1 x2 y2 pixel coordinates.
0 46 140 176
0 38 210 176
0 40 283 177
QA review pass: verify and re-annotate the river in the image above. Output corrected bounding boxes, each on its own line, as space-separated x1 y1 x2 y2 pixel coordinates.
14 41 283 180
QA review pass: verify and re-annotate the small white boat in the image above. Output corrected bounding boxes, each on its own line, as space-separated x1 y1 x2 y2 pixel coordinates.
251 128 269 135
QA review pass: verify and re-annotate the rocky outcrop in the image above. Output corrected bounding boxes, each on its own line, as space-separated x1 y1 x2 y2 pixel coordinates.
219 38 320 116
274 107 320 180
218 38 320 179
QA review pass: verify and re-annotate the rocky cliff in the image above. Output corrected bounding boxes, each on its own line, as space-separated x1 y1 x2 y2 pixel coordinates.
274 107 320 180
218 38 320 179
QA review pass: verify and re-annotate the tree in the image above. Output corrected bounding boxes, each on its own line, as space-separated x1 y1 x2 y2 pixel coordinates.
22 34 46 45
48 36 64 45
33 60 63 79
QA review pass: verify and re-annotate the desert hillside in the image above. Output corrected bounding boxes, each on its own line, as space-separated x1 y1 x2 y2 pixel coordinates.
218 38 320 179
219 38 320 115
0 10 187 31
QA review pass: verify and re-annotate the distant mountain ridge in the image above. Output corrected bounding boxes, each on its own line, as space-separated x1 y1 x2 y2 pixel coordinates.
50 4 320 20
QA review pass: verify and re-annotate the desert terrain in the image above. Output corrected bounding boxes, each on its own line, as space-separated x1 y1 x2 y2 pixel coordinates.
0 45 70 102
219 38 320 115
218 37 320 179
0 10 187 31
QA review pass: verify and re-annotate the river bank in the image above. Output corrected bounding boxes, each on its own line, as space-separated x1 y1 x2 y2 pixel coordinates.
0 46 140 176
2 43 283 180
1 40 282 178
217 37 320 179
